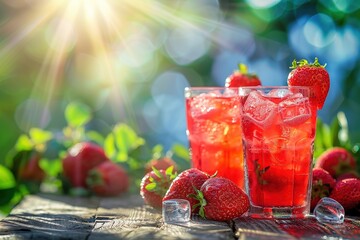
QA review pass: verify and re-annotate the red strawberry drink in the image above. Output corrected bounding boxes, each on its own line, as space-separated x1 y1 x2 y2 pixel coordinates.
239 86 317 218
185 87 244 189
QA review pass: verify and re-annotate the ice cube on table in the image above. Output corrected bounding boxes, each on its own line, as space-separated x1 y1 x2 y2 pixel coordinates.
314 197 345 224
162 199 191 224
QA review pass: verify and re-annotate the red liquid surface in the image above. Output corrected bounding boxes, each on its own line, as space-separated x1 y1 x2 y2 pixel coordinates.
241 90 317 208
186 94 244 189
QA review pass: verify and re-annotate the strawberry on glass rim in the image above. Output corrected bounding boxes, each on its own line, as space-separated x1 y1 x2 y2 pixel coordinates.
287 57 330 110
225 63 262 87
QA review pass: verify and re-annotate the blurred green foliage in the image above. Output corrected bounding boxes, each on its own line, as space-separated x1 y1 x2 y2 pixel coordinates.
0 102 190 216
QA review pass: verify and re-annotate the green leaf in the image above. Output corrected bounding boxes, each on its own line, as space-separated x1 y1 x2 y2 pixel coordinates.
104 123 145 162
337 112 351 148
145 182 156 191
152 167 162 179
29 128 53 145
0 188 16 207
86 130 104 145
0 165 16 189
171 143 190 161
152 144 164 159
65 102 91 127
15 134 33 151
165 166 174 175
330 116 341 147
322 124 332 149
314 119 325 159
104 134 116 159
114 124 145 150
39 158 62 177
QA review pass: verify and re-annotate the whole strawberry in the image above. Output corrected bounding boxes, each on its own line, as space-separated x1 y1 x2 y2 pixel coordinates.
225 63 261 87
145 156 178 174
315 147 356 179
287 57 330 109
13 150 46 182
337 172 359 181
192 177 249 221
140 167 177 209
87 161 129 196
62 142 109 188
330 178 360 210
310 168 336 210
163 168 211 213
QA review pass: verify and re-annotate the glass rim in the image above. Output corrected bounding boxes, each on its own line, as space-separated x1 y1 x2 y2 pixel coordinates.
185 86 311 97
185 86 311 90
237 85 310 90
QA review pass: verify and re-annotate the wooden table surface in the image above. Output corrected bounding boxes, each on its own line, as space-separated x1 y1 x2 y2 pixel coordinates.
0 193 359 240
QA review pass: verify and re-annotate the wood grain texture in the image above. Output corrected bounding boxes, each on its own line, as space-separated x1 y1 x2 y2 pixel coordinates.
91 195 234 240
0 194 99 240
0 194 359 240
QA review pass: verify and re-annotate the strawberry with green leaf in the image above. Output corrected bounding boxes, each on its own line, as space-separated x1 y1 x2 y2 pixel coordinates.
140 166 177 209
191 177 249 221
315 147 357 179
310 168 336 210
287 57 330 109
163 168 211 213
62 142 109 188
87 161 129 196
225 63 262 87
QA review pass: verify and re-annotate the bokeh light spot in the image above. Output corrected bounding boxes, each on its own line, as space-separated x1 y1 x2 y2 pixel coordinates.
165 27 210 65
246 0 281 9
303 14 335 48
15 98 50 132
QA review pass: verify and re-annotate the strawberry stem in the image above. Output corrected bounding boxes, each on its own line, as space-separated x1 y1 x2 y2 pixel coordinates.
290 57 327 69
190 189 207 218
238 63 248 74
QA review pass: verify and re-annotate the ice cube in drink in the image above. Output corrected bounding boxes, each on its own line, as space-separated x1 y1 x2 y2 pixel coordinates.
240 86 316 218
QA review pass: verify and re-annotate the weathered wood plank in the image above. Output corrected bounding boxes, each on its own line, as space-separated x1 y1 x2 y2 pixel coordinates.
234 216 360 240
1 194 359 240
90 195 235 240
0 194 99 240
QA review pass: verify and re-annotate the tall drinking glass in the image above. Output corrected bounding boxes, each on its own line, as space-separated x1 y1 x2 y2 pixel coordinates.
185 87 244 189
239 86 317 218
